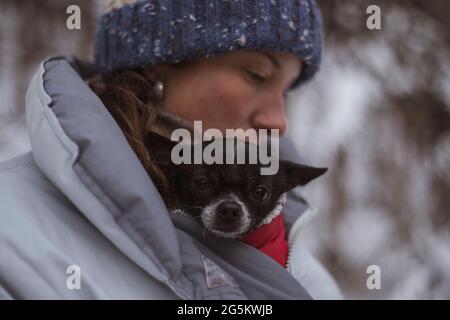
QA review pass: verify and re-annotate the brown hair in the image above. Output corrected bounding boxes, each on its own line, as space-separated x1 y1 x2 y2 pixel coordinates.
86 67 172 201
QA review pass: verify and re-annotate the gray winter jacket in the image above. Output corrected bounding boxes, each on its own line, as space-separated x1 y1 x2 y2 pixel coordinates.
0 56 342 299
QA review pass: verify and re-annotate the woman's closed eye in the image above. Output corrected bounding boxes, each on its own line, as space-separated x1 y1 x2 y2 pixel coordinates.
246 68 291 101
246 69 268 84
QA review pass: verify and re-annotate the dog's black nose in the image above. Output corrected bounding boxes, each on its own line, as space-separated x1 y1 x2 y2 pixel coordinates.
217 201 241 220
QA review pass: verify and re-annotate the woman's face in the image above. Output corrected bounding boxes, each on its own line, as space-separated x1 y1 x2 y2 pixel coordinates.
160 50 302 136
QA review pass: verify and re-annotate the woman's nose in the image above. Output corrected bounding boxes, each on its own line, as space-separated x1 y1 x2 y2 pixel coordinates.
250 95 288 136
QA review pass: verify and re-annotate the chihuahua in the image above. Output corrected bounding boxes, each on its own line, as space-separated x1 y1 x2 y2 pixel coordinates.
145 129 327 239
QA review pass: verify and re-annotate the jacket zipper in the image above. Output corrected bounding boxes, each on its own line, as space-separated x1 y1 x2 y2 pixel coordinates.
285 207 317 271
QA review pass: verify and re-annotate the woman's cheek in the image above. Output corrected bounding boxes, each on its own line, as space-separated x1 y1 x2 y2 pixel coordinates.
167 69 256 129
224 100 252 125
228 95 256 126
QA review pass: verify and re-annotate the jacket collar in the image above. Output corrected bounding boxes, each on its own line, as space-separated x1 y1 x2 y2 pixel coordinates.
25 55 311 299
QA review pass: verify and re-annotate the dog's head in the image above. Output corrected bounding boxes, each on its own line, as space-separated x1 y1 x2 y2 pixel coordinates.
146 131 327 238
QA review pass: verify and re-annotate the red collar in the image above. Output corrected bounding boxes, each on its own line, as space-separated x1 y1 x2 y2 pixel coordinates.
241 213 288 267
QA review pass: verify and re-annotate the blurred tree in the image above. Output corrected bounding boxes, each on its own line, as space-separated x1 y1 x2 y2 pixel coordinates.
290 0 450 299
0 0 98 159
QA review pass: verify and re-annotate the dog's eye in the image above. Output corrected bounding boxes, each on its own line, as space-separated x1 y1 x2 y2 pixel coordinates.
252 186 270 202
193 177 211 192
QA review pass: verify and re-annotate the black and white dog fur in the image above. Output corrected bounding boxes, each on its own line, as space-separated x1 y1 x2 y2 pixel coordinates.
145 112 327 239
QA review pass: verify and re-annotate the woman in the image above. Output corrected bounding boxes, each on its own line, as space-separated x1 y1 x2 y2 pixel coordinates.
0 0 341 299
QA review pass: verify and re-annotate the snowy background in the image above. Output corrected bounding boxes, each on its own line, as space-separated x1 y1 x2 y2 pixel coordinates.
1 0 449 299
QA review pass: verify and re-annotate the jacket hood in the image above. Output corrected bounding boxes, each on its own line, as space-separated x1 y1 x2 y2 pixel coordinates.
25 55 311 299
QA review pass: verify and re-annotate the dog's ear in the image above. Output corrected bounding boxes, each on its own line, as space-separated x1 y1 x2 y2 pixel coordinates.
145 131 178 168
280 160 328 191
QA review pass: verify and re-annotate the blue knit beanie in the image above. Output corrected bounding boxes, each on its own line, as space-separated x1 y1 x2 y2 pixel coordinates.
94 0 323 87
